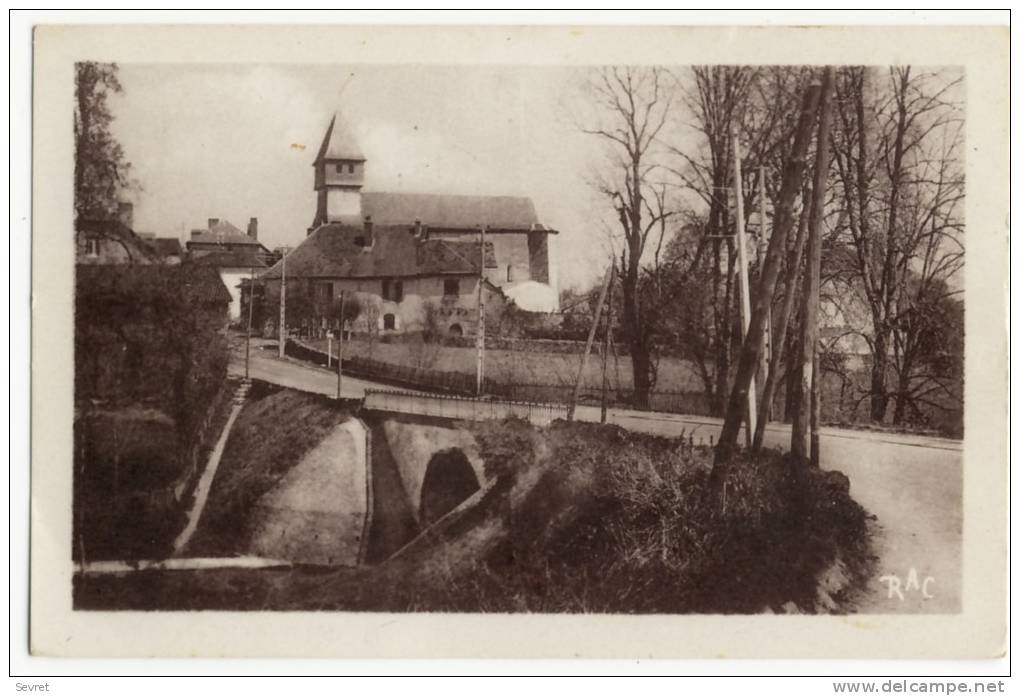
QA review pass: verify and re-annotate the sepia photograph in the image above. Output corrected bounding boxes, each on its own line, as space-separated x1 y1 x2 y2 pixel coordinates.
25 21 1008 661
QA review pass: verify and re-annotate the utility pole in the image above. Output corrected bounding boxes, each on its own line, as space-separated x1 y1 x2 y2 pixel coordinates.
278 249 287 359
567 265 613 422
336 290 345 400
244 264 256 380
731 127 758 447
475 225 486 396
759 165 772 418
600 266 615 424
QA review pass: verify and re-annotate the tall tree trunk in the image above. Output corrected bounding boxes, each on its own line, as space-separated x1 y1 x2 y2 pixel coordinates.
752 195 812 450
810 349 821 466
631 344 653 410
710 76 824 486
870 327 890 422
621 260 651 410
891 354 913 425
790 67 835 465
713 242 736 415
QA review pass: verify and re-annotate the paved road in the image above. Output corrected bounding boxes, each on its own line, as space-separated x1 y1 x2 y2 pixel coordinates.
231 344 963 613
230 341 384 398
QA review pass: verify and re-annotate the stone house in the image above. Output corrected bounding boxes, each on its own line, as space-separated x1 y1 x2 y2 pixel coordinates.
260 217 505 337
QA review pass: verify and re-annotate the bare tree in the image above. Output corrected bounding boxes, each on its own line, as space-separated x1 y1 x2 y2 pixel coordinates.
830 66 964 425
580 66 675 409
663 66 816 415
665 66 756 413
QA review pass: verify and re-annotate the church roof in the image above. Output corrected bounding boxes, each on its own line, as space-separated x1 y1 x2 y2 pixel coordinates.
360 192 544 230
260 223 496 281
314 113 365 163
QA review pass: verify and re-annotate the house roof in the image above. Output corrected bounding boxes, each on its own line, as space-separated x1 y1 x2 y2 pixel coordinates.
150 237 184 258
187 219 264 247
359 192 543 230
260 223 497 281
76 219 160 264
190 247 272 269
314 113 365 163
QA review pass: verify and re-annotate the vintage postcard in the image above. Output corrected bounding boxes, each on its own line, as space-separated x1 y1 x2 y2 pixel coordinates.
30 23 1008 658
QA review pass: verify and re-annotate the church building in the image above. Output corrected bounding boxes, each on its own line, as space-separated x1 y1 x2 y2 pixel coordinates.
260 113 560 338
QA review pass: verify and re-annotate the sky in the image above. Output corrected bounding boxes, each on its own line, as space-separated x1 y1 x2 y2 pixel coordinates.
111 64 616 291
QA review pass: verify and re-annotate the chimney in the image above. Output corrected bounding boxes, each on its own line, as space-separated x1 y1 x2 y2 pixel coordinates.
208 217 219 230
247 217 258 240
117 202 134 230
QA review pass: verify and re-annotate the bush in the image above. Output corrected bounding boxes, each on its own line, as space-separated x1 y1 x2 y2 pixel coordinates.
75 264 230 421
406 420 873 614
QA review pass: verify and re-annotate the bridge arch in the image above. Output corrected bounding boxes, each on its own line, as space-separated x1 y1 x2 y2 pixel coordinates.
419 447 480 526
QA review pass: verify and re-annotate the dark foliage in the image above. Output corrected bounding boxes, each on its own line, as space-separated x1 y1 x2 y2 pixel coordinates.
74 265 231 560
75 62 134 221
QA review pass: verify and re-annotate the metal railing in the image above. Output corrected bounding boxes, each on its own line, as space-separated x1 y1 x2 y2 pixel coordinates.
363 388 569 426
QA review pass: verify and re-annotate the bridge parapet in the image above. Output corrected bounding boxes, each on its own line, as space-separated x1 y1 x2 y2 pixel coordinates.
364 389 568 426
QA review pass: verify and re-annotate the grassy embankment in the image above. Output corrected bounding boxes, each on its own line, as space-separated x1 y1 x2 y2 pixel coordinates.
182 381 357 558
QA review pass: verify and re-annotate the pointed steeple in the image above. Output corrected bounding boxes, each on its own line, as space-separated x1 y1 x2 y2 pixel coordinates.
311 112 366 229
314 112 365 164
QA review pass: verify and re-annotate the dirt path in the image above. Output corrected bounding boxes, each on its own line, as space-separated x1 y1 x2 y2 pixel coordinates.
172 382 249 555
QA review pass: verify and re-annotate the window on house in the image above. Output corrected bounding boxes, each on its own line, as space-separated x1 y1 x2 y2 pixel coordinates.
348 163 355 174
382 279 391 301
443 279 460 296
383 313 396 331
336 163 344 174
85 238 100 257
506 265 512 282
394 280 404 303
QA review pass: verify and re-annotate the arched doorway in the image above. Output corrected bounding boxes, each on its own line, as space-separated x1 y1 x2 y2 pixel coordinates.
448 323 463 338
419 448 480 527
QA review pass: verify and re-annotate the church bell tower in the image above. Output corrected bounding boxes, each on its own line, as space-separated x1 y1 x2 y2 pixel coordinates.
311 113 365 229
